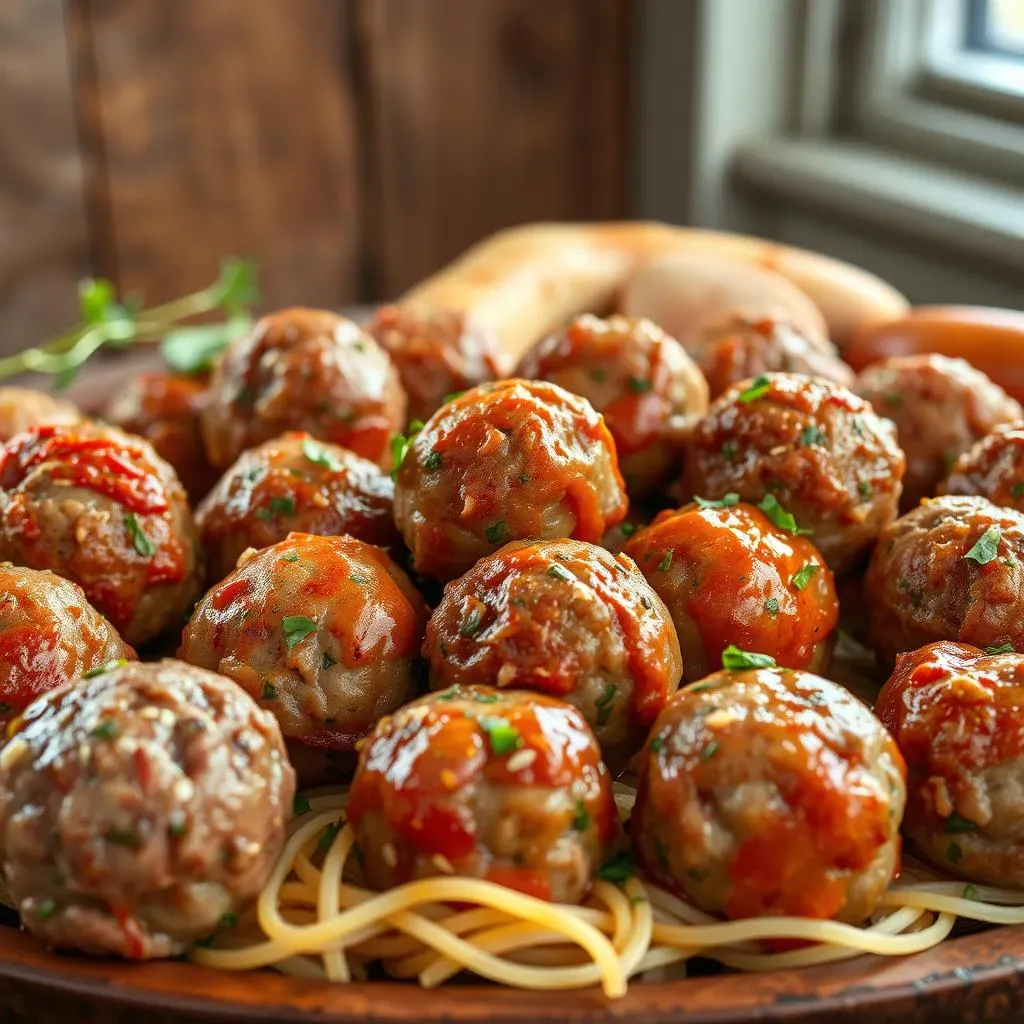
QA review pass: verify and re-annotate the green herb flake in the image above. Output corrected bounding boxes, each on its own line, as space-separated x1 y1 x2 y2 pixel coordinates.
302 437 343 471
390 434 411 479
694 493 740 510
722 440 739 463
280 553 300 563
790 562 820 591
620 523 637 538
270 496 296 517
764 597 780 618
964 526 1001 565
90 720 118 741
963 883 979 901
349 573 369 586
699 740 719 762
857 479 873 499
123 513 156 557
479 716 522 755
1012 483 1024 499
757 494 811 536
471 692 501 704
34 899 57 921
596 852 636 884
105 826 141 848
985 642 1015 655
547 562 575 582
317 822 342 857
721 645 777 670
460 607 483 638
657 551 673 572
590 368 608 383
650 735 665 753
283 614 317 649
485 521 508 544
799 425 827 447
947 841 964 864
595 683 617 727
82 659 128 679
424 449 443 471
322 650 337 670
261 681 277 701
945 812 976 834
628 377 653 394
571 801 590 832
640 595 653 610
737 375 771 404
293 793 312 816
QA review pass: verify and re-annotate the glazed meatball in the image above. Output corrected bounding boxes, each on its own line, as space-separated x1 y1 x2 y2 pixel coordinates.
623 501 838 682
684 373 905 574
367 304 510 423
0 659 294 958
515 315 708 497
0 387 79 442
180 533 428 769
632 666 905 922
103 371 218 502
940 422 1024 511
347 686 615 903
0 424 202 647
424 539 681 764
201 308 406 471
865 495 1024 665
855 355 1022 512
0 563 134 729
394 379 628 582
693 317 854 400
196 431 399 584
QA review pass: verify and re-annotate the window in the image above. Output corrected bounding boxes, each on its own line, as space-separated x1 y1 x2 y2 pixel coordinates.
967 0 1024 58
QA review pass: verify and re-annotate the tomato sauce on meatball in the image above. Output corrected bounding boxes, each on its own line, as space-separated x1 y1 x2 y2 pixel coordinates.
940 422 1024 511
0 388 79 442
347 686 615 903
394 379 628 582
632 666 905 922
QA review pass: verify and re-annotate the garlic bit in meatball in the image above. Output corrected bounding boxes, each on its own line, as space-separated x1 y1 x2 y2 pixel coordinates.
0 563 135 729
515 315 708 498
624 499 837 682
367 304 510 423
394 379 628 582
632 662 905 922
855 354 1022 512
0 423 202 647
0 387 80 442
180 533 428 782
866 495 1024 665
424 539 681 766
940 421 1024 512
876 640 1024 887
684 372 905 574
347 686 615 903
201 308 407 471
196 431 399 584
0 659 294 958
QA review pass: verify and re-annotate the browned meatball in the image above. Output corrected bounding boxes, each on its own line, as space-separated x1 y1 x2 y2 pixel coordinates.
103 372 218 502
516 315 708 497
424 539 681 765
865 495 1024 665
855 355 1022 512
684 373 905 574
0 387 79 442
940 422 1024 511
0 659 294 958
0 563 135 729
0 424 202 647
394 379 627 582
366 304 510 423
180 533 428 778
693 316 854 400
195 431 399 584
347 686 615 903
632 666 905 922
201 308 406 471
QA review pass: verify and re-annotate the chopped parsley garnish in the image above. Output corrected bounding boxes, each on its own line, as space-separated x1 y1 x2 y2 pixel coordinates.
34 899 56 921
699 740 719 762
628 377 653 394
964 884 979 901
82 659 128 679
460 607 483 637
317 822 341 856
270 496 296 516
640 595 653 610
964 527 1001 565
799 425 827 447
479 716 522 755
424 449 443 471
349 573 368 586
690 682 716 693
947 841 963 864
764 597 780 618
123 513 156 557
650 735 665 753
471 692 501 704
758 494 811 536
945 812 975 834
790 562 820 591
737 375 771 404
722 440 738 463
657 551 673 572
261 681 277 700
283 615 317 649
721 645 777 670
293 793 312 816
620 523 637 538
90 720 118 741
572 801 590 832
485 521 508 544
695 493 739 509
105 826 141 848
322 650 337 669
985 642 1015 655
219 912 239 930
547 562 575 582
589 368 608 383
595 683 617 726
596 852 636 883
1013 483 1024 499
302 437 342 471
280 552 300 563
857 480 872 498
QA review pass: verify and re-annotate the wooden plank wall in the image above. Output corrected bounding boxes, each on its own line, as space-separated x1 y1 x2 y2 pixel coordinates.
0 0 630 352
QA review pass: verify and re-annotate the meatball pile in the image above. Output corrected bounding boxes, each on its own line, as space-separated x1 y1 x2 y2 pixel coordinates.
940 421 1024 511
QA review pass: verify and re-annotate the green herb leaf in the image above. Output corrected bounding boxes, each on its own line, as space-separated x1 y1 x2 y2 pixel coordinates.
721 645 777 670
596 852 636 883
619 522 637 538
264 496 296 518
82 658 128 679
322 650 336 670
485 521 508 544
628 377 653 394
985 642 1015 655
722 440 739 463
757 494 811 536
964 527 1001 565
90 720 118 741
161 317 250 376
547 562 575 582
947 841 963 864
34 898 57 921
737 375 771 404
790 562 820 591
213 258 260 314
799 425 827 447
595 683 617 727
317 822 342 857
571 800 590 832
390 434 411 479
479 716 522 755
123 513 156 557
302 437 343 471
963 883 979 900
280 552 300 563
699 740 719 762
945 812 976 834
293 793 312 816
694 493 740 509
424 449 443 471
1012 483 1024 499
764 597 780 618
460 607 483 637
261 681 277 700
283 615 317 649
657 551 673 572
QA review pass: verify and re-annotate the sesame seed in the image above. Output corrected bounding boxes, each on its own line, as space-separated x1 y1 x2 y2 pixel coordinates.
497 663 517 686
382 842 397 867
505 748 538 773
703 709 739 729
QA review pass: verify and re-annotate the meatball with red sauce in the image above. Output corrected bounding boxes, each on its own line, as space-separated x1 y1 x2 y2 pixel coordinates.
367 304 510 423
0 563 134 729
0 388 79 442
394 379 627 582
104 372 217 502
623 501 837 682
876 641 1024 887
684 373 905 574
424 539 681 765
180 533 428 780
0 424 202 647
856 355 1022 512
940 422 1024 511
201 308 406 471
515 315 708 497
196 431 399 584
693 316 854 400
0 659 294 958
347 686 615 903
632 666 905 922
865 495 1024 665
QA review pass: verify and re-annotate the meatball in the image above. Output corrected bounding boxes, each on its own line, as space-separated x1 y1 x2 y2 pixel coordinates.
515 315 707 497
684 373 905 574
940 422 1024 511
877 642 1024 887
180 533 428 767
0 424 202 646
367 304 510 423
855 355 1022 512
623 501 837 682
632 666 905 922
201 308 406 471
0 659 294 958
347 686 615 903
0 387 79 442
693 316 854 400
195 431 399 584
103 371 217 502
394 379 628 582
865 495 1024 665
424 539 681 764
0 563 134 729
